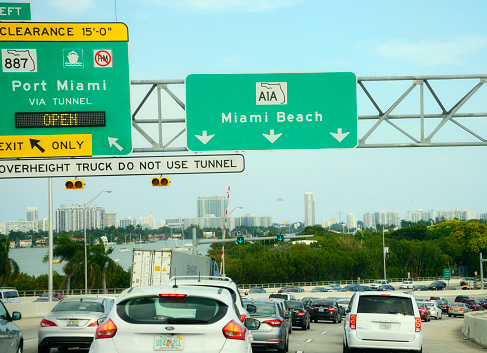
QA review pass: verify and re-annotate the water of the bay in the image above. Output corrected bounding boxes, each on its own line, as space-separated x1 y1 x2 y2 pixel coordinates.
8 239 213 277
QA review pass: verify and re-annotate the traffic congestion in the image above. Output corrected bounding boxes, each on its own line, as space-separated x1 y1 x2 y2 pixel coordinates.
2 277 487 353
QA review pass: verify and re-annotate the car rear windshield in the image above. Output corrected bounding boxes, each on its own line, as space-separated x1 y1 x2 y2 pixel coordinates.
357 295 414 316
117 296 227 324
269 294 287 300
287 301 304 309
53 301 104 313
312 300 334 306
251 302 276 316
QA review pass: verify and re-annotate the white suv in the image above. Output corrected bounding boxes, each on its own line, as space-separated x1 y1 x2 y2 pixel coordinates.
343 292 422 352
370 280 389 290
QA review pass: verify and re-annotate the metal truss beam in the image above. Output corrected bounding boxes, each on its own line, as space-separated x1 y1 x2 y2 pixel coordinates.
130 75 487 152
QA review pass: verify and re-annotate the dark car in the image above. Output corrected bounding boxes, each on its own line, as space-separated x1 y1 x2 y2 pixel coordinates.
376 284 395 291
460 277 476 286
360 285 373 291
309 299 345 323
428 281 446 291
436 299 452 313
249 287 266 294
343 284 363 292
311 287 328 292
477 298 487 309
412 285 429 291
287 300 311 330
278 286 294 293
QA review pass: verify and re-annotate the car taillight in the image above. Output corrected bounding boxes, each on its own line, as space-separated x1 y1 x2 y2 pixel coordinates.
95 319 117 339
415 317 421 332
263 319 283 327
473 305 477 309
461 308 464 311
222 320 246 340
310 306 316 310
327 307 335 311
240 314 246 322
40 319 57 327
298 311 305 317
448 306 452 310
350 314 357 329
88 321 98 327
159 294 187 298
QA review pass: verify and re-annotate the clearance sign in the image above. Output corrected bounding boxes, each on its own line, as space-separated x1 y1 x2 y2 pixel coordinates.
0 23 132 158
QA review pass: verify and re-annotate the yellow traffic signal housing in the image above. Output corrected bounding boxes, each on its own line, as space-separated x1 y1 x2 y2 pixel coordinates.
65 180 84 189
152 177 170 187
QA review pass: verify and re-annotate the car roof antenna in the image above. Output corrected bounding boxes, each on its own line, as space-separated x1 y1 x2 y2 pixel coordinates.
173 270 178 288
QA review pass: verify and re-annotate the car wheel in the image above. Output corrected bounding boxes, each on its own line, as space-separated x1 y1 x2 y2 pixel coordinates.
17 344 23 353
38 345 50 353
448 314 451 317
307 319 311 329
333 317 337 324
338 314 342 324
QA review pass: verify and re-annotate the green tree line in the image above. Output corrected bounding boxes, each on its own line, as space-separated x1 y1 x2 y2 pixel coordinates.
208 221 487 284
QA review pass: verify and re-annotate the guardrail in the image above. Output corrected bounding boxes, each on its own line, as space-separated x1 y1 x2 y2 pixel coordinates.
237 276 458 289
15 288 127 297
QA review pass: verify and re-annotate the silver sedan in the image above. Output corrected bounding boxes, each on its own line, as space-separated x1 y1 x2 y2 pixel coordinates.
38 296 114 353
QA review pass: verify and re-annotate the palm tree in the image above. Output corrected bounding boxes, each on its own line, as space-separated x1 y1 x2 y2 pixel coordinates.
0 237 20 287
44 235 84 292
90 238 116 293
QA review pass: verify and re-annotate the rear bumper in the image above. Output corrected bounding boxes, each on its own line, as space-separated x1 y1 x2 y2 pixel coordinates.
346 331 422 351
39 336 93 348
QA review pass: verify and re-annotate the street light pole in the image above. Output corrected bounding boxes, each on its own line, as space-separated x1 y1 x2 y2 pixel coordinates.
84 190 111 295
383 225 387 280
221 206 243 276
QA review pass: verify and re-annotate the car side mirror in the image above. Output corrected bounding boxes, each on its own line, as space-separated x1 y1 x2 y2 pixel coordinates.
245 318 261 330
11 312 21 321
246 304 257 314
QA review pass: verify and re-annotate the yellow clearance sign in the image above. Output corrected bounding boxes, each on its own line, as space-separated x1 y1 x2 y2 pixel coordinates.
0 23 128 42
0 134 92 158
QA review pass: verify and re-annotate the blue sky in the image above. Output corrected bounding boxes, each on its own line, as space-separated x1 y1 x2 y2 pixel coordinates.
1 0 487 226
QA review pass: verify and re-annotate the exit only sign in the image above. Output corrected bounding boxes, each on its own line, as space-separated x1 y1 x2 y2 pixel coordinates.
186 72 358 151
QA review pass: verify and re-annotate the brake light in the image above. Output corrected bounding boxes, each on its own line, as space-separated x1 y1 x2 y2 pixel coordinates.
88 321 98 327
240 314 246 322
95 319 117 339
222 320 246 340
415 317 421 332
349 314 357 329
448 306 452 310
461 308 464 311
298 311 305 317
310 306 316 310
263 319 283 327
473 305 477 309
159 294 187 298
40 319 57 327
381 293 390 296
327 307 335 311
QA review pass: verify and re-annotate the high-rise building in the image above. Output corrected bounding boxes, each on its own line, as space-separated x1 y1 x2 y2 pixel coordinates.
406 209 435 223
374 210 401 228
304 192 315 227
119 217 136 228
346 213 357 232
105 212 117 228
27 207 38 221
363 213 376 229
437 209 475 221
197 196 226 218
56 204 107 232
140 214 156 229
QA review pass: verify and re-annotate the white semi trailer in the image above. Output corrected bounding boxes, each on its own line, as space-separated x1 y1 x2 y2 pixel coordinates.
131 249 220 287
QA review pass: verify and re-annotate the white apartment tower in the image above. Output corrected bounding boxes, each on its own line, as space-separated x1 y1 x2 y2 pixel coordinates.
304 192 315 227
197 196 226 218
346 213 357 231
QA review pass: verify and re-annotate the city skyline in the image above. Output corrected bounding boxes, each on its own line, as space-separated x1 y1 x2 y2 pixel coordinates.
0 1 486 227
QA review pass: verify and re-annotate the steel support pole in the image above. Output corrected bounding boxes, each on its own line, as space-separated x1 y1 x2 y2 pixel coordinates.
48 178 53 303
383 226 387 280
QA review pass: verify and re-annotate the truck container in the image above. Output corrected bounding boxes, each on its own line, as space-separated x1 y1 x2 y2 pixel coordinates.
131 249 220 287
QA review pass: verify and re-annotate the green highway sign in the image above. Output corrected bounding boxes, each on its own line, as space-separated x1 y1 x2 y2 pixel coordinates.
0 22 132 158
0 2 31 21
444 268 451 281
186 72 357 151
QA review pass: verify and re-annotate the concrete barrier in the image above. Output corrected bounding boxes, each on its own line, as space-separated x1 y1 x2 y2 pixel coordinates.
462 311 487 348
5 301 58 319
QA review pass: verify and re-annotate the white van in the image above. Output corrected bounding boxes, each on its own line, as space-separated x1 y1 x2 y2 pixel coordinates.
0 289 20 303
343 291 422 353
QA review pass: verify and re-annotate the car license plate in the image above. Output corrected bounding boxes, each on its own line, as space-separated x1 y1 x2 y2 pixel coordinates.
154 336 184 351
67 320 79 326
318 308 324 312
379 323 391 330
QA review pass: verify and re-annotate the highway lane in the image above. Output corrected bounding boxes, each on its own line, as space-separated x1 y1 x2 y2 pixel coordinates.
19 314 484 353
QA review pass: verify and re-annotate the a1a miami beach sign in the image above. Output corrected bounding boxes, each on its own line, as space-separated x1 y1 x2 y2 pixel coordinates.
185 72 358 151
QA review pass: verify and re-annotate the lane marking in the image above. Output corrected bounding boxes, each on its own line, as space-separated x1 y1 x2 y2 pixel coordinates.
305 339 313 343
321 330 328 334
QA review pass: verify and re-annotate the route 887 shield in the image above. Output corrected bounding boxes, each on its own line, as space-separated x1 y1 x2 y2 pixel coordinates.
2 49 38 72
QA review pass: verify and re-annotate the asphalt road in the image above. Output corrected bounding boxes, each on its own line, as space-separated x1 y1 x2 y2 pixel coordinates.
18 313 484 353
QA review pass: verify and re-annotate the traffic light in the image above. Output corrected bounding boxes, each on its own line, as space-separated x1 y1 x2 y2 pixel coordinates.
276 234 284 242
152 177 170 187
237 236 245 245
65 180 84 189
